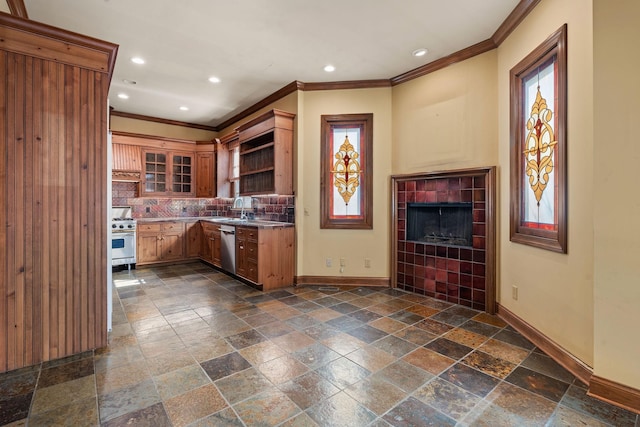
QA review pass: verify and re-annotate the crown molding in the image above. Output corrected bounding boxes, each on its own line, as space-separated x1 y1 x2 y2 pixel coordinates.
110 110 217 132
491 0 543 45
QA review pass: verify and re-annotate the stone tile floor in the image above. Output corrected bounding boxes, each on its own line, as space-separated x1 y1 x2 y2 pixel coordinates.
1 262 638 426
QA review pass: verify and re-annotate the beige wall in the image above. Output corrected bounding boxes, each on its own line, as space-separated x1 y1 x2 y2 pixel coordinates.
392 50 498 174
296 88 393 278
497 0 595 365
0 2 10 14
110 115 217 141
593 0 640 388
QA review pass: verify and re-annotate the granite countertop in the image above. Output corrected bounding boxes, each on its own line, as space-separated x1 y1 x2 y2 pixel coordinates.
136 217 294 229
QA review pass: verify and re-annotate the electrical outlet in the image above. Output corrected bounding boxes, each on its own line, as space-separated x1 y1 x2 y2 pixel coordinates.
325 258 332 268
145 207 150 213
340 258 346 267
512 285 518 300
364 258 371 268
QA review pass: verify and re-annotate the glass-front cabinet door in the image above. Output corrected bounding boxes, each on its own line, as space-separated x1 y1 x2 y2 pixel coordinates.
142 149 194 196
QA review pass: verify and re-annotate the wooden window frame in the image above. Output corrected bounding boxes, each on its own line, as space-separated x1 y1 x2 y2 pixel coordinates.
510 24 567 253
320 113 373 229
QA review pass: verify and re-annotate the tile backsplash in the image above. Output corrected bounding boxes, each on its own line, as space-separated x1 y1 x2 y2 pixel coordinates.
111 182 294 223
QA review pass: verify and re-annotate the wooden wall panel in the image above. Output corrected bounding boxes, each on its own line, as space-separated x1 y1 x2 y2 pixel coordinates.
0 30 112 372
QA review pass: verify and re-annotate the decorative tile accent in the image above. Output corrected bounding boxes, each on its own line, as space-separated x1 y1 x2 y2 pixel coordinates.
396 174 489 310
112 187 296 224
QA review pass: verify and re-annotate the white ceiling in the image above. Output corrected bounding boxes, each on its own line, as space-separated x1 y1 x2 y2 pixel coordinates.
24 0 518 127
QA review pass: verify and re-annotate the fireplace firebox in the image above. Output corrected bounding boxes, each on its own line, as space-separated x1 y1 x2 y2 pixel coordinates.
406 203 473 247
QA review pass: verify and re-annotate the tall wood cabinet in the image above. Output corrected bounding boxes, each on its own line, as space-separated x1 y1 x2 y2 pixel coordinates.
0 13 118 372
237 109 295 196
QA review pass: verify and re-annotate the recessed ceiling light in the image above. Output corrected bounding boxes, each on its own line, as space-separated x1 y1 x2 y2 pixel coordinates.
179 106 189 111
117 93 129 99
122 79 137 85
131 57 145 64
324 65 335 72
208 76 221 83
412 48 428 57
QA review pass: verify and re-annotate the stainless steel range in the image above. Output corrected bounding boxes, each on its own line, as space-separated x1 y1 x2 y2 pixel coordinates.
111 206 136 270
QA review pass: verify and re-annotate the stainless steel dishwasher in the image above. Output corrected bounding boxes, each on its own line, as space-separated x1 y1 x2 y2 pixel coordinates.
220 224 236 274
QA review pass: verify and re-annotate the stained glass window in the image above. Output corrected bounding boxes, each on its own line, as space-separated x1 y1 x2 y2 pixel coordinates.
521 58 557 230
321 114 373 229
510 25 567 253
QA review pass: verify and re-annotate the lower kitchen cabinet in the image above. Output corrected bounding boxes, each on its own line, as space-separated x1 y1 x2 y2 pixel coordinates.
137 221 186 265
185 221 201 259
235 225 294 290
201 222 222 267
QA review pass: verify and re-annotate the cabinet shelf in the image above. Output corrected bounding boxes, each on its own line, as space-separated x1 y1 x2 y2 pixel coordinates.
237 109 294 196
240 141 274 156
240 166 275 177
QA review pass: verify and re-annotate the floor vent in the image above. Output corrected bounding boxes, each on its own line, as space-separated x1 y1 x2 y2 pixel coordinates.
318 286 340 292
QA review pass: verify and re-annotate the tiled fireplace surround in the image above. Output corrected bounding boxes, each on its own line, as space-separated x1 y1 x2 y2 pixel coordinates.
393 167 496 313
112 181 295 223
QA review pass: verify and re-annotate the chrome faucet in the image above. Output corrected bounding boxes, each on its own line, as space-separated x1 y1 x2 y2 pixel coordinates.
233 197 247 220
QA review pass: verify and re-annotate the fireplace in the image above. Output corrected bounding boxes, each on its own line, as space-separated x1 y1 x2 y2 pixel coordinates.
406 203 473 247
392 167 496 313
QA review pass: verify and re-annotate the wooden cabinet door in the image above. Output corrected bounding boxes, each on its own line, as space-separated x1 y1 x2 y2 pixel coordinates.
196 152 214 197
160 222 185 261
137 233 162 263
211 229 222 267
161 232 184 260
185 221 201 258
201 231 213 263
236 229 248 278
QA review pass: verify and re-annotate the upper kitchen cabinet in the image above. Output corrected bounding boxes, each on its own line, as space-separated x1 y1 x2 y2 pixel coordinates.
142 149 194 196
196 142 215 198
110 132 198 197
0 13 117 372
238 109 295 196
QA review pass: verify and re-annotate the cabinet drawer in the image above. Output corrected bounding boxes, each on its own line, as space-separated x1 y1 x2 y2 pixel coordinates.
247 260 259 282
246 241 258 261
138 223 162 233
237 226 258 240
201 222 220 233
162 222 185 233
